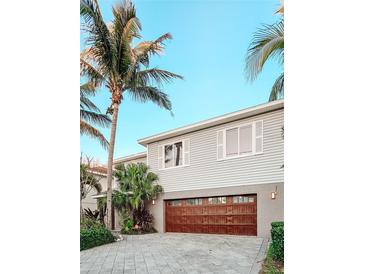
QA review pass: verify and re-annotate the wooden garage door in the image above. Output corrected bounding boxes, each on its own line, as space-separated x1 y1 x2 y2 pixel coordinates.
165 194 257 236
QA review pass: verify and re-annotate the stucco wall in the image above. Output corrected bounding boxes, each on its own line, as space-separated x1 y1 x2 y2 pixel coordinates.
81 176 107 211
148 182 283 238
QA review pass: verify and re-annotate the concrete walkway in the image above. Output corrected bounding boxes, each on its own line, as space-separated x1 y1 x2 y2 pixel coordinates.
80 233 268 274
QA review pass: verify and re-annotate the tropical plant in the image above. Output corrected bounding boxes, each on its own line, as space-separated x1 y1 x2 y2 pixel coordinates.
113 163 163 230
80 216 104 229
121 217 134 234
96 196 107 225
132 207 154 231
245 11 284 101
84 208 100 220
80 82 111 149
80 162 103 218
80 0 182 228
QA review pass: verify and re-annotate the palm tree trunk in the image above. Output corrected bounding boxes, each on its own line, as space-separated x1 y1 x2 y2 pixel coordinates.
106 102 120 229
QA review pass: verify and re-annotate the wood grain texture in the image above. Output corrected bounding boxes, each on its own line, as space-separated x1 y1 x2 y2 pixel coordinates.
165 195 257 236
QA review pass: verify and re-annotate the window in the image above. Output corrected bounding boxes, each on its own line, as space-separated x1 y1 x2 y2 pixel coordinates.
159 139 190 169
208 197 226 204
226 128 238 156
217 120 263 160
226 124 252 157
239 125 252 154
164 141 183 168
233 196 255 203
169 200 182 206
186 198 203 206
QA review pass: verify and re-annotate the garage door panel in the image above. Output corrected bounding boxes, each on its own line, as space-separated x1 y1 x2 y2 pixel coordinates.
165 194 257 236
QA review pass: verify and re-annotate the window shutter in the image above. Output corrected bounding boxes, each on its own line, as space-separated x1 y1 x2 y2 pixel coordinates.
255 120 263 154
217 130 224 160
158 145 164 169
183 139 190 166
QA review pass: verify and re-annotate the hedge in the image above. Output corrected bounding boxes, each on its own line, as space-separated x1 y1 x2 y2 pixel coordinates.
271 221 284 262
80 226 115 251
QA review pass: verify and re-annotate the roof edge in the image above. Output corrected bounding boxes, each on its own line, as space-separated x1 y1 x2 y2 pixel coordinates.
114 151 147 164
138 99 284 146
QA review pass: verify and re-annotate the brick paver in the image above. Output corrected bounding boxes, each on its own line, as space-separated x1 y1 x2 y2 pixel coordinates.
80 233 267 274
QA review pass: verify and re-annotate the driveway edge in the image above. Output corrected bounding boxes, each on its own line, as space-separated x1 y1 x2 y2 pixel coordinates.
249 237 269 274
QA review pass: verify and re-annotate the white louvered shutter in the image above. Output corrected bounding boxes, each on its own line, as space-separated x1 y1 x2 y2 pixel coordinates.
217 130 224 160
255 120 263 154
183 139 190 166
158 145 164 169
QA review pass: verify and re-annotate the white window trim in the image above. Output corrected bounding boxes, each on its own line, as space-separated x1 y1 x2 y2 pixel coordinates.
160 139 188 170
217 120 263 161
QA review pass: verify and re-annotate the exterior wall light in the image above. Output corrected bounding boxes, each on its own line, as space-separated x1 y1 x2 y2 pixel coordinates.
271 186 278 200
152 199 156 205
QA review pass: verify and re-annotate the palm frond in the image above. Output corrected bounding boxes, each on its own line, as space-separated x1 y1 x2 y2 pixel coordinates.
132 68 183 87
80 120 109 149
80 93 100 112
132 33 172 67
80 82 97 96
245 19 284 82
128 86 172 111
81 109 111 127
269 73 284 101
111 1 141 76
80 57 104 85
80 0 114 74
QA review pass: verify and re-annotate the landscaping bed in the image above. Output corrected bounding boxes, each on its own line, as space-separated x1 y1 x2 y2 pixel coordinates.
260 243 284 274
80 219 115 251
260 221 284 274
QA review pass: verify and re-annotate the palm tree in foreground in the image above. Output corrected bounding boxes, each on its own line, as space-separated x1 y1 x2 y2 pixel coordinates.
113 163 163 229
80 81 111 149
245 16 284 101
80 0 182 229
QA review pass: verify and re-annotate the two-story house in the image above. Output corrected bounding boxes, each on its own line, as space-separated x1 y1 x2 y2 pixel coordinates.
115 100 284 238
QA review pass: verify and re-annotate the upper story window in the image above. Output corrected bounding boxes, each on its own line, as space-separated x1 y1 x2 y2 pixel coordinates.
217 120 263 161
158 139 190 170
164 141 183 168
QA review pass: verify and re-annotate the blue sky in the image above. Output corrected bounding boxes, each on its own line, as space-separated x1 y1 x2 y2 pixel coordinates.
80 0 282 163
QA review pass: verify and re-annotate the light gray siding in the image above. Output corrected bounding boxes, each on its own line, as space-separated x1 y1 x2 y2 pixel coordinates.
148 109 283 192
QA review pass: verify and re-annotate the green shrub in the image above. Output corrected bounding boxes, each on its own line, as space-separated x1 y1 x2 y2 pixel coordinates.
80 217 104 229
271 221 284 262
80 226 115 251
121 217 134 234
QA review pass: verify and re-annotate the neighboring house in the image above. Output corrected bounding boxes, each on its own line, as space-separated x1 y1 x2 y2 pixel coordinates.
81 166 108 211
115 100 284 238
84 155 147 230
114 152 147 167
82 165 122 230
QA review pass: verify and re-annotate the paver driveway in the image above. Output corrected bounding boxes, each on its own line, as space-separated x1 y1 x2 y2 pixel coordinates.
80 233 268 274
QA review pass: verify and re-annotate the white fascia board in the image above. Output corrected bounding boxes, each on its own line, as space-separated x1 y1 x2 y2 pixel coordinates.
138 100 284 146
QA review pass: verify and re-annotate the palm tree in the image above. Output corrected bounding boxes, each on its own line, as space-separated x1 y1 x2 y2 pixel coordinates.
80 81 111 149
113 163 163 226
80 0 182 228
245 14 284 101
